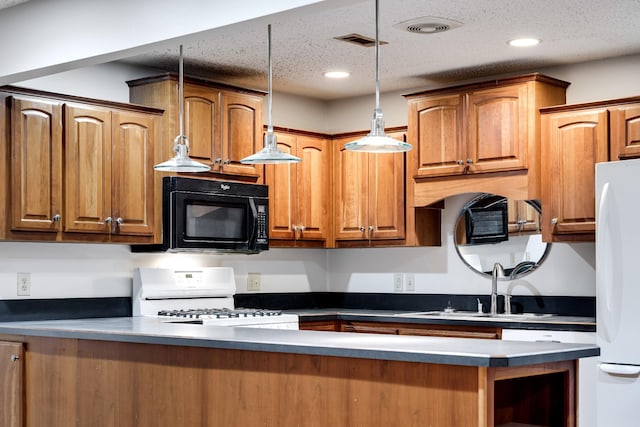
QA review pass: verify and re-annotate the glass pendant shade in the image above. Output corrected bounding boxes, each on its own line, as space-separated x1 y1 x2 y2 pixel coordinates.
344 108 411 152
153 136 211 172
241 25 300 165
153 45 211 172
240 131 301 164
345 0 412 153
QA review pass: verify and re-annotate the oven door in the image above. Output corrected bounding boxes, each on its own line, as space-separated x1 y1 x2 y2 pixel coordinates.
169 191 268 253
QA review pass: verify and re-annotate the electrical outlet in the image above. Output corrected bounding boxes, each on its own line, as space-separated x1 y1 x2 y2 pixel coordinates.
393 273 404 292
17 272 31 296
247 273 261 291
405 274 415 292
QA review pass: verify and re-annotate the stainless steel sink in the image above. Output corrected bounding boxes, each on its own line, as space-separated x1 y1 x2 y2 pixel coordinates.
396 311 553 320
396 310 491 318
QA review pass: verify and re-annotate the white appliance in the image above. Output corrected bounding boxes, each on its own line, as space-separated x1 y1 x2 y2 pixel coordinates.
133 267 299 329
595 158 640 426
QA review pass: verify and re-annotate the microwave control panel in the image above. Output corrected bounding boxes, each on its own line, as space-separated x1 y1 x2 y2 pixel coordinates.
257 204 268 244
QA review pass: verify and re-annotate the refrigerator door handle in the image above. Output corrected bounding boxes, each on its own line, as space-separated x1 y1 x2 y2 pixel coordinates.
600 363 640 376
596 182 621 343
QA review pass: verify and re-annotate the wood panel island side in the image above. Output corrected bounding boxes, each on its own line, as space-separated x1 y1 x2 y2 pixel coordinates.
0 317 598 427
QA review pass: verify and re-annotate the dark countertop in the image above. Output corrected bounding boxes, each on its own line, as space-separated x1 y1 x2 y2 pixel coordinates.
291 308 596 332
0 317 598 368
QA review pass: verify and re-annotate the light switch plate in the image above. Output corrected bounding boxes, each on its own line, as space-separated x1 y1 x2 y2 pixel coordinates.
405 274 415 292
247 273 261 291
393 273 404 292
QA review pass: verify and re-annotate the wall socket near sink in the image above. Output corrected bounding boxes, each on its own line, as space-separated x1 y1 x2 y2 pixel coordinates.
17 272 31 296
393 273 416 292
247 273 261 291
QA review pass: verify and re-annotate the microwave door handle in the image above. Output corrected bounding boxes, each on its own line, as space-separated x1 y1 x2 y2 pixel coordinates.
248 198 258 247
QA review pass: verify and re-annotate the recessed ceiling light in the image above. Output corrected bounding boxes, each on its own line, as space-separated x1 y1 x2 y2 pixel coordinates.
323 71 350 79
508 38 541 47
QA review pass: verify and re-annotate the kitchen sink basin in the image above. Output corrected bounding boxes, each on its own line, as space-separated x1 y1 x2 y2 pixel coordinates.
396 310 491 318
396 311 553 321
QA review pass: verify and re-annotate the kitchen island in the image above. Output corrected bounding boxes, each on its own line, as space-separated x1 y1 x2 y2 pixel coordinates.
0 317 598 427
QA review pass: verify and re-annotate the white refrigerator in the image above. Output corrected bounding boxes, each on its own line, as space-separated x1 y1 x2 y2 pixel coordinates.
595 158 640 426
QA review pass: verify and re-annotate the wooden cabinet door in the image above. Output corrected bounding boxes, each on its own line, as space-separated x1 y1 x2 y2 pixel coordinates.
64 104 112 234
0 341 24 427
296 135 329 241
111 111 155 236
610 104 640 160
368 150 405 240
467 84 528 173
409 94 464 177
334 137 369 240
220 91 263 178
541 109 609 241
266 133 329 243
183 84 220 165
265 132 297 240
10 96 63 232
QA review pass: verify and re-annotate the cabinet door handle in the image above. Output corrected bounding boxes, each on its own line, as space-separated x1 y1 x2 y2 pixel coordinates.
115 217 124 225
214 158 222 164
104 217 113 224
10 354 19 362
466 158 473 164
551 218 558 225
359 226 366 232
368 225 374 232
51 214 61 223
457 159 463 165
223 159 231 165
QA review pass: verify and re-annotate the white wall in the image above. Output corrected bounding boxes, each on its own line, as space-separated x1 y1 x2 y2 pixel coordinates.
0 0 334 85
8 52 639 302
327 194 595 297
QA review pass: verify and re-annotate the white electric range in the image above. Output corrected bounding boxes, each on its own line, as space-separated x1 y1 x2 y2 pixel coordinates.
132 267 299 329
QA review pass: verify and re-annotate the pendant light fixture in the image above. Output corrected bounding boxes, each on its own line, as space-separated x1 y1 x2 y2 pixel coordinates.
345 0 412 153
241 24 301 164
153 45 211 172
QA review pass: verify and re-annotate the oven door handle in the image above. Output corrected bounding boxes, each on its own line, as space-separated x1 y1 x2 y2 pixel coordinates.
248 198 258 248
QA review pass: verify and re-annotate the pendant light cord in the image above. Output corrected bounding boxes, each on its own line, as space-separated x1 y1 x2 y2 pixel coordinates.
178 45 185 144
374 0 381 112
267 24 274 135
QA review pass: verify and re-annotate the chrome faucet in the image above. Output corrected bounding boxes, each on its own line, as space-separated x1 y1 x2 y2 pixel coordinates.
490 262 504 315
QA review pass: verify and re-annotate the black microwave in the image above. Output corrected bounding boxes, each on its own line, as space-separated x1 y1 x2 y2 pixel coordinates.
134 177 268 253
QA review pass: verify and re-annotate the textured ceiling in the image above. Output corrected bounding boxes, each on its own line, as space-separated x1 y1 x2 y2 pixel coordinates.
57 0 640 100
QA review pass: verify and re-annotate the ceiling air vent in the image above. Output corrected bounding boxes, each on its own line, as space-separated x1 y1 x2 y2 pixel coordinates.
393 17 462 34
334 33 388 47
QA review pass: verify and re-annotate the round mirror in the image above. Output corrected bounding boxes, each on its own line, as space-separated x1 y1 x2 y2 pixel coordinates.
454 194 551 279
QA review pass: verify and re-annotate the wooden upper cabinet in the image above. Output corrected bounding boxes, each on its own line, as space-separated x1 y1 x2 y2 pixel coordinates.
1 87 160 244
111 111 155 237
65 104 155 238
410 94 464 177
265 131 329 244
406 74 569 205
541 108 609 242
410 83 528 178
65 104 112 234
334 133 405 243
467 84 528 173
296 135 330 241
183 84 220 163
9 96 63 232
127 74 265 181
334 136 370 240
220 91 263 177
610 104 640 160
0 341 24 427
